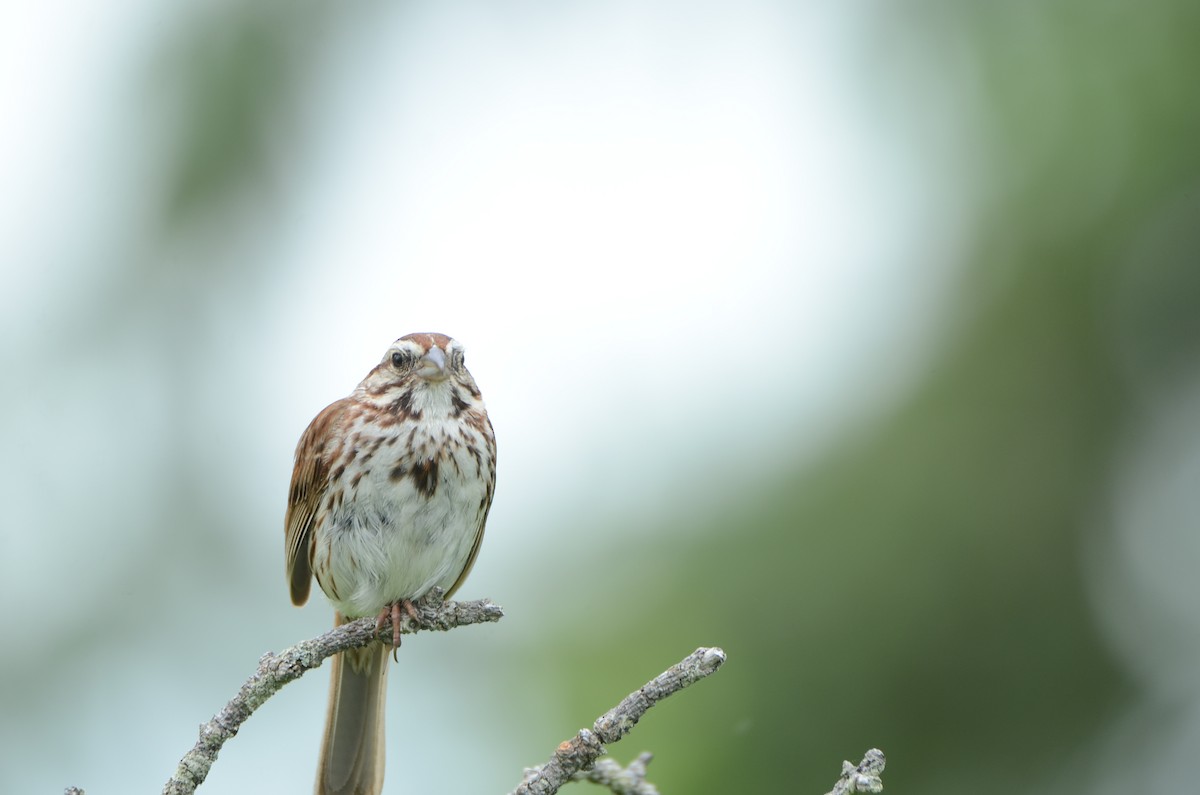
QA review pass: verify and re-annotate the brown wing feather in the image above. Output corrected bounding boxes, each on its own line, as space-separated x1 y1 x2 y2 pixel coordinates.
444 517 487 599
445 415 496 599
285 398 352 606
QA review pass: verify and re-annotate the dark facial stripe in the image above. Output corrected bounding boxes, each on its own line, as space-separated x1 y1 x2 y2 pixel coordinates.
388 389 421 419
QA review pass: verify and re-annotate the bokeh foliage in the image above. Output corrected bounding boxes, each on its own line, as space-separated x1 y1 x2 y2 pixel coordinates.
549 2 1200 793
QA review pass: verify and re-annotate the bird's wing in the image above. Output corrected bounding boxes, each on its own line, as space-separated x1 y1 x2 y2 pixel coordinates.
285 398 351 606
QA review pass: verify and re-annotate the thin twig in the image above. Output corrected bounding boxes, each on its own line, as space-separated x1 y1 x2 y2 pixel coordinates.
571 753 659 795
161 590 503 795
824 749 886 795
511 646 727 795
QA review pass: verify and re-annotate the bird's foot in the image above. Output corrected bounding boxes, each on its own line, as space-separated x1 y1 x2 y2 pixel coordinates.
375 598 421 658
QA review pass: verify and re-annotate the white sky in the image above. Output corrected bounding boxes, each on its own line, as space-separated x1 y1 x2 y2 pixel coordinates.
259 1 954 535
0 1 953 512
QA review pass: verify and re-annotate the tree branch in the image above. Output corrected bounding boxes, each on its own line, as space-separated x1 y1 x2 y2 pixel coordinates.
511 646 727 795
160 590 502 795
67 625 876 795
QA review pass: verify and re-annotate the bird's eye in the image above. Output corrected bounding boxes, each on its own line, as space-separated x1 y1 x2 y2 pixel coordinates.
453 350 465 370
391 351 411 368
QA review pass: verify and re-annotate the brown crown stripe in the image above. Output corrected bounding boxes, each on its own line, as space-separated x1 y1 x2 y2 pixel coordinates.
398 332 454 350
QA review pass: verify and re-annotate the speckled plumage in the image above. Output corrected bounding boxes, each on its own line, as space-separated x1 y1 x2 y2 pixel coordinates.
285 332 496 795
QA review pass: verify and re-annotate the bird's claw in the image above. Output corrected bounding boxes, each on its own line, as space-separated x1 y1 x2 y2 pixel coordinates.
374 598 421 659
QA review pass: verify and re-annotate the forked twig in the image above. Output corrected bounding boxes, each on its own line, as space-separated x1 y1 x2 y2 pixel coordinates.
511 647 727 795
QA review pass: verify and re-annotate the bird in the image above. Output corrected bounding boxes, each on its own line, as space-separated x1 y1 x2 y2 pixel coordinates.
285 332 496 795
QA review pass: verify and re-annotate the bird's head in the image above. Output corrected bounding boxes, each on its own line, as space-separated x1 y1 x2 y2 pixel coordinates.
357 332 483 417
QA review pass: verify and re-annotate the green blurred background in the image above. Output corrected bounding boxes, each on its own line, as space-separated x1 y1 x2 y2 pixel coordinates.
3 1 1199 793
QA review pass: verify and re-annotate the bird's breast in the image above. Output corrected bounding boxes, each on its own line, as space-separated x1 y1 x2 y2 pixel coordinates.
310 415 493 618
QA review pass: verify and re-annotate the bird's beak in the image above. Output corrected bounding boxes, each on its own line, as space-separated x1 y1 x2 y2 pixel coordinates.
417 346 448 381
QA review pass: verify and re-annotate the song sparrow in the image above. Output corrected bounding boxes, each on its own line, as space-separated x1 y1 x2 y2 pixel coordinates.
285 332 496 795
